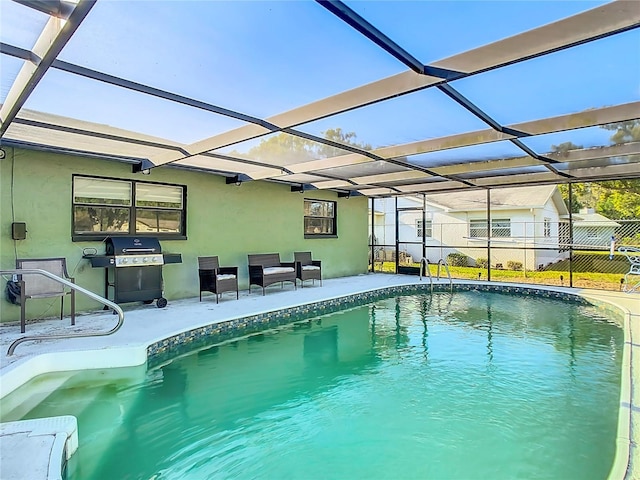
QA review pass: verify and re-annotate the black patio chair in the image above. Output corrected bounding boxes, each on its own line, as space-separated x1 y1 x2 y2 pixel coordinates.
198 256 239 303
294 251 322 287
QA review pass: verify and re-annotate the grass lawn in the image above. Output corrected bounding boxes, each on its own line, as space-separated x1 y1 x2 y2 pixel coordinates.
372 262 628 291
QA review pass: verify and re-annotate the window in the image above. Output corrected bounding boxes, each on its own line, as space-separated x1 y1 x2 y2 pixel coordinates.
304 199 336 237
416 219 432 238
469 220 488 238
469 219 511 238
491 219 511 237
586 227 599 239
72 175 186 241
544 218 551 238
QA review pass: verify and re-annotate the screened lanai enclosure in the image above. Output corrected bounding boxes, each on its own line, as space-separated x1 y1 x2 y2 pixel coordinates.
1 0 639 293
369 180 640 291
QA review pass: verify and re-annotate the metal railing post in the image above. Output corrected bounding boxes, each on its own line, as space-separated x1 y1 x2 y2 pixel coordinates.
1 268 124 355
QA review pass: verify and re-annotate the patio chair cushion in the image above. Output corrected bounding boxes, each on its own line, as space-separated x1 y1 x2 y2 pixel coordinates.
301 265 320 271
263 266 295 275
216 273 237 281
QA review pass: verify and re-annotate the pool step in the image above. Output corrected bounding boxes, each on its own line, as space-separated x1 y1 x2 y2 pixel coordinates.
0 415 78 480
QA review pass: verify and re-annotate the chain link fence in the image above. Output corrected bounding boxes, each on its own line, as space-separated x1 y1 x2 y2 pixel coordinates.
368 189 640 291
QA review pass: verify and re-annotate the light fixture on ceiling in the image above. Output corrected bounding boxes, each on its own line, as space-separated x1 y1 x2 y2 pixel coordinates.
226 175 242 186
338 191 351 199
132 160 154 175
291 184 304 194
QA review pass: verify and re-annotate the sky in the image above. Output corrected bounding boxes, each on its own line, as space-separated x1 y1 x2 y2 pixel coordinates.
0 0 638 158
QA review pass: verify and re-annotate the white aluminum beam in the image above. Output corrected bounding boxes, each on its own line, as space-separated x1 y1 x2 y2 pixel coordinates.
0 0 95 137
432 0 640 74
148 1 639 168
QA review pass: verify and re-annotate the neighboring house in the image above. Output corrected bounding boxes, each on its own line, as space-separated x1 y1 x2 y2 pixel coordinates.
369 186 616 270
571 208 620 248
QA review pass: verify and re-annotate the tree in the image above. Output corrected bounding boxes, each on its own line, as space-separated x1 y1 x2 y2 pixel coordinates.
557 122 640 219
232 128 372 166
597 120 640 219
601 120 640 144
551 141 583 156
554 143 585 213
317 128 372 158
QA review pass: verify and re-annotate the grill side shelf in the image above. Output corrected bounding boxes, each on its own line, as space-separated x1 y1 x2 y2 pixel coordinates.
83 255 115 268
163 253 182 264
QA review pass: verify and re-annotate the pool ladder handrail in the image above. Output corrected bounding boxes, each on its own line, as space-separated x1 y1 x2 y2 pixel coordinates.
1 268 125 356
437 259 453 292
418 257 433 292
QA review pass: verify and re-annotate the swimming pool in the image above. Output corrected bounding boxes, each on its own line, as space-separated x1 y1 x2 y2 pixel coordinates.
0 290 624 479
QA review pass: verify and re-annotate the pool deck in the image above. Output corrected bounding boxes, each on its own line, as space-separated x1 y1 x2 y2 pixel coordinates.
0 273 638 479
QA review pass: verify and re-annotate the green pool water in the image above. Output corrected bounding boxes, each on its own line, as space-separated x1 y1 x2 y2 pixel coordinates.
1 291 624 479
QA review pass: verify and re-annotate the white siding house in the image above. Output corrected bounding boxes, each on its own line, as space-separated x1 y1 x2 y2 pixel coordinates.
572 208 620 248
371 186 573 269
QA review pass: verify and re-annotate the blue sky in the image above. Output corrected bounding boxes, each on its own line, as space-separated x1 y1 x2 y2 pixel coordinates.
1 0 638 156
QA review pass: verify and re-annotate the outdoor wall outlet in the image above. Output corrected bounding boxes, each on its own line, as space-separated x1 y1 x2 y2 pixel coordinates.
11 222 27 240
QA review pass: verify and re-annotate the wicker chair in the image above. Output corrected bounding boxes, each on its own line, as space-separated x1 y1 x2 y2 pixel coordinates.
15 257 76 333
198 256 239 303
294 251 322 287
247 253 296 295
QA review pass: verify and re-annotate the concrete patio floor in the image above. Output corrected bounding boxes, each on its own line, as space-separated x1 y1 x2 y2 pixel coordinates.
0 273 638 479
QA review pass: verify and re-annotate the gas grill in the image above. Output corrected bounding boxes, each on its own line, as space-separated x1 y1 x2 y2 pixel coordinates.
84 237 182 308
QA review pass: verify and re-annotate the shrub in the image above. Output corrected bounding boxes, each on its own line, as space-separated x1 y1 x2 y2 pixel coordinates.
476 258 489 269
447 253 468 267
507 260 523 271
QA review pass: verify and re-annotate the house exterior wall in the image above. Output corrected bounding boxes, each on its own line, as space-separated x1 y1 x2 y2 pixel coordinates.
0 147 369 323
573 226 616 248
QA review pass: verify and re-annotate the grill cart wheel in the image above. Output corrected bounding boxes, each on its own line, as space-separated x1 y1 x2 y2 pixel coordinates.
156 297 168 308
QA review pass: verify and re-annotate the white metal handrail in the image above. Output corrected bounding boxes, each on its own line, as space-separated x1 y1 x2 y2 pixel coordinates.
437 259 453 291
1 268 124 355
418 257 433 292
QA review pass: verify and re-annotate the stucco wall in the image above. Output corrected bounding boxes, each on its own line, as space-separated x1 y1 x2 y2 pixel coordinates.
0 147 369 323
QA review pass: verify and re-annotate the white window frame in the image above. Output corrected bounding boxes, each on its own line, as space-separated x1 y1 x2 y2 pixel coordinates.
469 219 511 238
416 219 432 238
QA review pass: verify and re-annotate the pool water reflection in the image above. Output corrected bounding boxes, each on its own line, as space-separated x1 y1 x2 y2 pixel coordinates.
1 291 623 479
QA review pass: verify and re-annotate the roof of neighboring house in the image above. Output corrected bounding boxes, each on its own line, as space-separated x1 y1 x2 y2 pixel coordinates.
424 185 569 214
571 212 621 227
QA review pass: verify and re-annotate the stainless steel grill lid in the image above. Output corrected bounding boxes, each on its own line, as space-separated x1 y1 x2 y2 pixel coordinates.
105 237 164 267
106 237 161 255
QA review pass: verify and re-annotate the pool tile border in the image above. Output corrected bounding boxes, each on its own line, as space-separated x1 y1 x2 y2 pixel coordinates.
147 283 601 368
